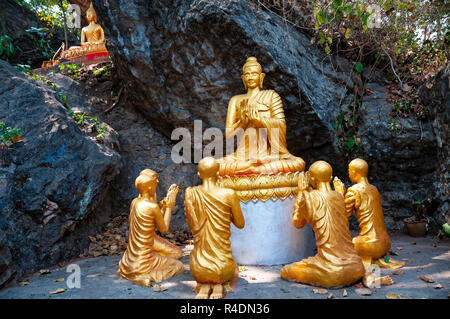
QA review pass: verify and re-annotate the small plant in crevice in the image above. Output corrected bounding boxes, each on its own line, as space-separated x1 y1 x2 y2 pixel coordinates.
69 110 107 142
333 110 362 159
0 35 15 62
0 122 22 147
387 118 400 131
59 63 82 81
25 27 54 60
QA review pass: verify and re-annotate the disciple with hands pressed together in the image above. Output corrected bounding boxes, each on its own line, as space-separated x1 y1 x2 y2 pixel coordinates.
118 169 184 287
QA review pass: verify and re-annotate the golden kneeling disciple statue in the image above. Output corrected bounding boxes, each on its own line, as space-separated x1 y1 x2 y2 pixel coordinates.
118 169 184 287
334 158 405 272
185 157 245 299
281 161 365 287
218 57 305 176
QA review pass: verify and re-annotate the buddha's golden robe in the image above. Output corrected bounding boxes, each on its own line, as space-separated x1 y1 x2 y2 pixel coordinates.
185 186 236 284
219 90 304 175
82 25 104 43
118 198 184 286
281 190 365 287
346 183 391 259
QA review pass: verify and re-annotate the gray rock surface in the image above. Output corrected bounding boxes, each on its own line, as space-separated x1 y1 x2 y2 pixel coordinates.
0 59 121 287
358 83 437 228
418 66 450 226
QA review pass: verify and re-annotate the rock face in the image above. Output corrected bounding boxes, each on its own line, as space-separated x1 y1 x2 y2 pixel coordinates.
418 67 450 226
92 0 445 229
41 65 199 230
358 83 437 228
93 0 351 166
0 60 121 286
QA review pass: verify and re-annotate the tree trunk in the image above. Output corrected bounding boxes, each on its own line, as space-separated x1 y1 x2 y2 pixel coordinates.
59 0 69 48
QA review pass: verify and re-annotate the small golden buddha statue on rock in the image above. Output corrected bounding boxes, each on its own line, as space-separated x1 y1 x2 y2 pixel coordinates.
280 161 365 287
218 57 305 176
334 158 405 271
81 3 105 45
118 169 184 287
185 157 245 299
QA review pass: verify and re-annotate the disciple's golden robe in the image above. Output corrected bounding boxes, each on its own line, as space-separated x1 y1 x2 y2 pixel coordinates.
118 198 184 286
219 89 304 175
281 190 365 287
347 183 391 259
185 187 236 284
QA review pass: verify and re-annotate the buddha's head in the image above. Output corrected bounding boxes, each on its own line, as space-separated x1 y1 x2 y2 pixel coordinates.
136 169 158 195
198 157 220 180
86 2 98 24
241 57 265 90
308 160 332 188
348 158 368 183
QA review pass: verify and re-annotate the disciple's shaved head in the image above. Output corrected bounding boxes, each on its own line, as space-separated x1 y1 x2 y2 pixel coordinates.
140 169 158 180
349 158 369 177
135 174 155 194
309 161 333 183
198 157 219 179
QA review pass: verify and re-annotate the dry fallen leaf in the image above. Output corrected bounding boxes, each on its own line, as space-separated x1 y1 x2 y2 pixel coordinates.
153 284 168 292
392 269 404 276
396 247 403 250
39 269 51 275
386 293 403 299
18 281 30 286
49 288 66 294
58 263 66 268
419 275 435 283
355 288 372 296
434 284 443 289
54 278 65 282
342 289 348 297
327 293 334 299
388 250 399 256
88 236 96 242
312 288 328 295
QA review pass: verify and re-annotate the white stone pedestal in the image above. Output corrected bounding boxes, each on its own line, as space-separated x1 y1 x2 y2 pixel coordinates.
230 197 315 266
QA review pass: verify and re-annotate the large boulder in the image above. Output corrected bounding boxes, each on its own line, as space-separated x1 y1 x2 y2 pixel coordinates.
90 0 446 229
92 0 351 166
0 59 121 286
41 66 199 229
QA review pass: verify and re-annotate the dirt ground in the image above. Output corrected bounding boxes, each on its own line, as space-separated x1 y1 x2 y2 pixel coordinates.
0 232 448 299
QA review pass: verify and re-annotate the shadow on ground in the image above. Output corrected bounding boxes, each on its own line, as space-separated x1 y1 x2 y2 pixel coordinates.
0 232 448 299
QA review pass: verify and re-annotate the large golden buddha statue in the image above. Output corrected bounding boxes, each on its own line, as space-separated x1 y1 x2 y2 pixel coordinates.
218 57 305 176
280 161 365 287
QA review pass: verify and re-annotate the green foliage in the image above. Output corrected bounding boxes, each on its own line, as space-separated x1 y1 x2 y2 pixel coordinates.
333 111 362 157
69 110 107 141
60 63 81 80
0 122 22 147
14 0 72 30
0 35 15 61
25 27 54 59
387 118 400 131
14 64 31 72
93 66 110 77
